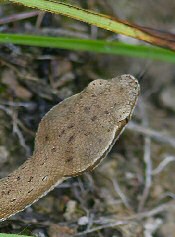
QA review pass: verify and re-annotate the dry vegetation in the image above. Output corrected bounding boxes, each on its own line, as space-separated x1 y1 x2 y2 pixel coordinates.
0 0 175 236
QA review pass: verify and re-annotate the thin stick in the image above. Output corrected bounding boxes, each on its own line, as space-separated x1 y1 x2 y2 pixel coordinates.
0 11 40 25
112 178 131 210
152 156 175 175
74 220 129 236
138 136 152 211
0 104 30 155
74 201 175 236
127 122 175 148
138 100 152 212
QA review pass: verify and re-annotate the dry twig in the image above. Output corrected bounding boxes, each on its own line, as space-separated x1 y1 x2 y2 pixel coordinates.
152 156 175 175
112 178 131 210
138 100 152 212
75 201 175 236
128 122 175 148
0 104 30 155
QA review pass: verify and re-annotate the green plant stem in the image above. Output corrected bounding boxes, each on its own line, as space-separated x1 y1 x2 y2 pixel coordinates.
0 234 32 237
0 33 175 63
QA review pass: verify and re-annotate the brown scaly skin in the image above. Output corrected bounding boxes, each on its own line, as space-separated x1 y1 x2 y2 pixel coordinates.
0 74 139 221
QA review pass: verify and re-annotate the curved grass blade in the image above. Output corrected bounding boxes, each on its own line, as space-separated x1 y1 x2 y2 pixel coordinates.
0 33 175 63
7 0 175 50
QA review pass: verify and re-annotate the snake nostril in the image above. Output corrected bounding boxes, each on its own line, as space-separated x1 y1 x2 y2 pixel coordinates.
42 176 48 181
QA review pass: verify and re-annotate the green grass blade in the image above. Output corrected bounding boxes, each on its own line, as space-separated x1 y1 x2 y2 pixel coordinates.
0 234 32 237
7 0 149 39
0 33 175 63
7 0 175 50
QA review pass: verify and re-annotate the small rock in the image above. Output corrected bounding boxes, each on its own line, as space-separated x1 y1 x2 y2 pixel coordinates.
144 218 162 237
78 216 89 226
63 200 77 221
32 228 47 237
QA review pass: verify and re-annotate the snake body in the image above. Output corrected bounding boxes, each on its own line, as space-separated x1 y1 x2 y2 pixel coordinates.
0 75 139 221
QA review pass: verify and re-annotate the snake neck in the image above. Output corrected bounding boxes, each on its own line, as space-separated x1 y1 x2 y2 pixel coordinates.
0 153 65 221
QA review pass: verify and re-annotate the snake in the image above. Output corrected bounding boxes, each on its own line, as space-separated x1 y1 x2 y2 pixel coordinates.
0 74 139 221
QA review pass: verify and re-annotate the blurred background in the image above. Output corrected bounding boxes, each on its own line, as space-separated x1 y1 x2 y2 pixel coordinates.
0 0 175 236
